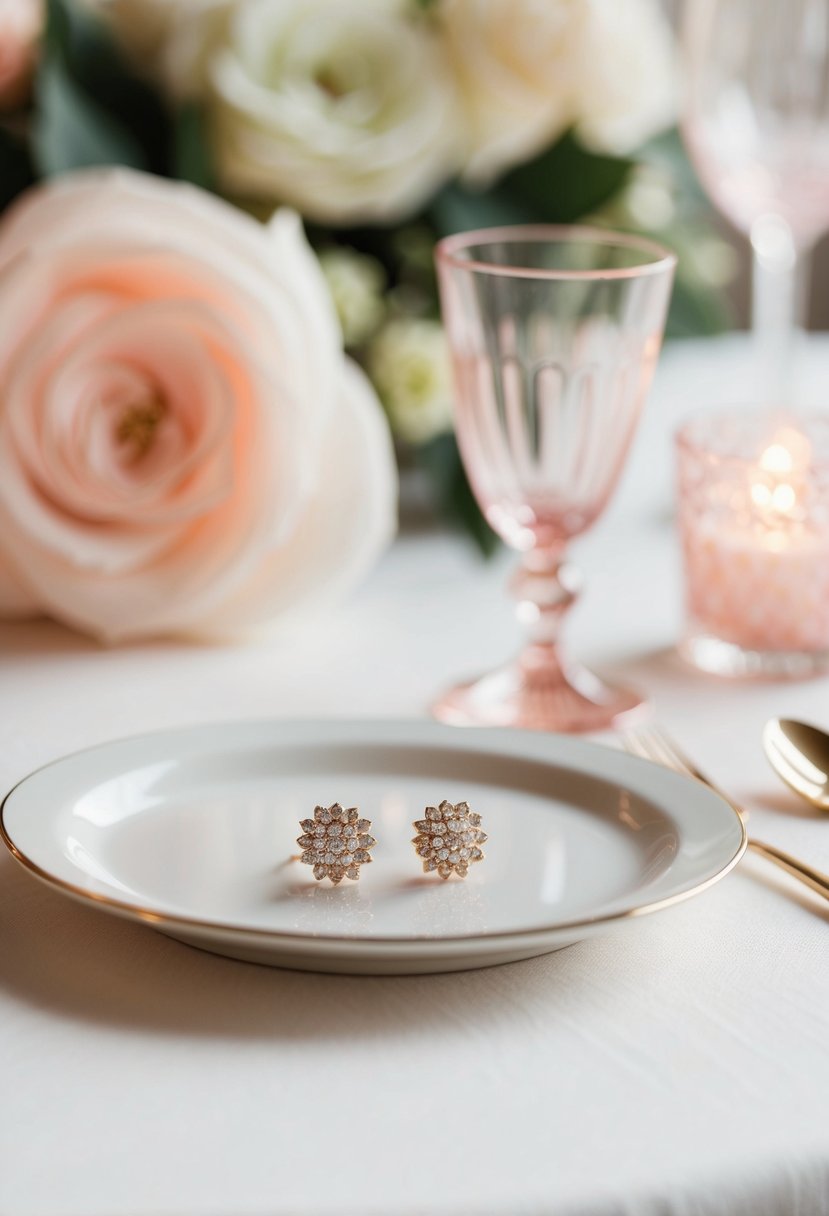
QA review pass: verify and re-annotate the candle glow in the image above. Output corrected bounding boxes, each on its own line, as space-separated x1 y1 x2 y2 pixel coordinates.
678 411 829 664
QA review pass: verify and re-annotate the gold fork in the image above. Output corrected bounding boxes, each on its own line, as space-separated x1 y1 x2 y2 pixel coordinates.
622 725 829 903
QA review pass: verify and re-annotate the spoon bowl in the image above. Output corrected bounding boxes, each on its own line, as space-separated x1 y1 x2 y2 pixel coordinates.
763 718 829 811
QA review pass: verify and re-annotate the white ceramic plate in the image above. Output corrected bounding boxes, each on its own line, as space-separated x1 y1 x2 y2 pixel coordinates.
1 719 745 974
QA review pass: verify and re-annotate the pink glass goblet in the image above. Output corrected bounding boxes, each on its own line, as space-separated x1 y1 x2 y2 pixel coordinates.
682 0 829 401
434 225 676 733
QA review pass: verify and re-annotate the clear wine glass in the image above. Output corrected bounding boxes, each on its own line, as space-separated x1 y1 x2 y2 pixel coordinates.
682 0 829 399
433 226 676 733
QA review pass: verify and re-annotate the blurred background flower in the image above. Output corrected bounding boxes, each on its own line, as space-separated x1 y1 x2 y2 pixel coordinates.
318 246 386 348
569 0 676 155
368 318 453 446
199 0 462 223
442 0 576 184
0 0 41 110
442 0 674 184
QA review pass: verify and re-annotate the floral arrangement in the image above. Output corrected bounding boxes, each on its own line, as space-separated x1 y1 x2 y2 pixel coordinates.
0 0 733 641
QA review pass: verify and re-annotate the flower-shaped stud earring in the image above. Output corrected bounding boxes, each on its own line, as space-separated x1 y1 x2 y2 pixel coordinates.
411 800 487 879
297 804 375 884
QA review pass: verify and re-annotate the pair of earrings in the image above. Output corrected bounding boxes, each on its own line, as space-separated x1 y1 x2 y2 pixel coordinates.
296 800 487 885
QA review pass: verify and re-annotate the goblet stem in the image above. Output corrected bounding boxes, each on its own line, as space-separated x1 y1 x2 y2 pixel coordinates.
510 547 581 653
431 545 645 733
750 214 811 405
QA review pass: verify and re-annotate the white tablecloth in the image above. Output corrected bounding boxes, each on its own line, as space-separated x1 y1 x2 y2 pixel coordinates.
2 335 828 1216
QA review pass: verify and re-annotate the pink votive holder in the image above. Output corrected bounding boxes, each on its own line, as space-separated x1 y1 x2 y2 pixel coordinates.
676 408 829 678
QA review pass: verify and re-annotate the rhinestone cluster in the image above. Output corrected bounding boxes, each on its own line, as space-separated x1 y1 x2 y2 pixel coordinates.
297 803 375 884
412 800 487 879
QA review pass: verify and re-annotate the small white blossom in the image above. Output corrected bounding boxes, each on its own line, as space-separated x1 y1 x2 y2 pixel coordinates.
688 237 739 289
368 319 454 446
318 247 386 348
621 165 677 231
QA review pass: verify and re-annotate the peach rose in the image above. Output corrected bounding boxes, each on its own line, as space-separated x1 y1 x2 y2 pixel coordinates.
0 169 397 641
0 0 41 110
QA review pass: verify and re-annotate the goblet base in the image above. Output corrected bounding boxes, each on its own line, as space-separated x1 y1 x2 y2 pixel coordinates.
431 656 646 734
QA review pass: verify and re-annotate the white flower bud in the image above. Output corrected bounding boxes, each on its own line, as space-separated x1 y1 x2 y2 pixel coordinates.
318 248 386 348
368 319 454 446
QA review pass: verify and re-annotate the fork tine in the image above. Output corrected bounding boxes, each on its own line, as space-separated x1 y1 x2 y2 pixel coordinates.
621 726 695 778
620 728 649 761
625 728 829 903
621 729 658 766
634 727 674 769
622 726 741 818
644 726 708 783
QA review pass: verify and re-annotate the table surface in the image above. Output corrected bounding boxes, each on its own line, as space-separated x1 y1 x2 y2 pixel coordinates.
2 334 828 1216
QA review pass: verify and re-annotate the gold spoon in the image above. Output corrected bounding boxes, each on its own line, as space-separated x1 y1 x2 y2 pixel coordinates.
763 718 829 811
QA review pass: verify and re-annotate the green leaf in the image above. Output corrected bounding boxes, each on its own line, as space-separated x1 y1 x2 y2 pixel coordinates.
640 127 711 207
430 132 634 238
172 103 215 190
41 0 70 53
666 278 733 340
34 53 147 175
429 182 533 237
33 0 170 177
416 434 499 557
499 132 634 223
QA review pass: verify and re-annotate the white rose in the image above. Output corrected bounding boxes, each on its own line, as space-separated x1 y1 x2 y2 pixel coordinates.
368 319 453 446
442 0 580 184
571 0 676 155
206 0 463 224
0 169 397 642
442 0 676 184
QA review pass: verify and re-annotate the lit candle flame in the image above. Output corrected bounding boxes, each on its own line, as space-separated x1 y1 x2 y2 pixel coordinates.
759 442 795 476
749 426 811 526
